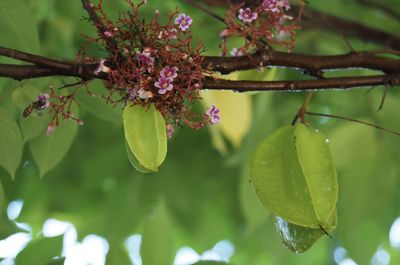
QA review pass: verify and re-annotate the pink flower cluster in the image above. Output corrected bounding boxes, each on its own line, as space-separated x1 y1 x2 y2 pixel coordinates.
262 0 290 14
155 66 179 94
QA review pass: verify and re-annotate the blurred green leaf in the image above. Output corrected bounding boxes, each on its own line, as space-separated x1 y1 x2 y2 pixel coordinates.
141 201 175 265
11 84 41 111
0 0 40 55
15 235 63 265
0 181 4 219
0 217 25 240
201 82 253 149
123 104 167 172
29 118 78 177
0 108 23 179
11 84 50 142
106 244 132 265
20 114 51 143
76 80 122 125
330 123 399 264
239 161 268 232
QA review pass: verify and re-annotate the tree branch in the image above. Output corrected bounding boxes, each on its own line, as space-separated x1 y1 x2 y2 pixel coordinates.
0 46 72 71
202 49 400 74
202 74 400 92
0 64 60 80
2 61 400 93
290 5 400 50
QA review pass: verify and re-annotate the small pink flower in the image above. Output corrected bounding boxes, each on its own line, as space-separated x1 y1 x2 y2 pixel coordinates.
166 124 175 139
94 59 111 75
175 13 193 31
46 122 54 136
167 28 178 39
128 88 138 100
230 48 244 57
206 105 221 125
160 66 178 79
155 77 174 94
219 29 233 38
138 88 153 99
238 8 258 23
37 93 50 110
136 51 154 65
158 28 178 40
104 31 113 37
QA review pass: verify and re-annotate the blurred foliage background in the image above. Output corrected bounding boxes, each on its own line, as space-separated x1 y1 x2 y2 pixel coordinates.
0 0 400 264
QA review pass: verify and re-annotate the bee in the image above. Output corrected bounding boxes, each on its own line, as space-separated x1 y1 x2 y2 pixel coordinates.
23 93 50 118
23 101 43 118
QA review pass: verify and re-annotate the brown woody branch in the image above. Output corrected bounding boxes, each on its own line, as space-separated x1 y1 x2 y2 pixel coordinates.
203 74 400 92
202 49 400 75
1 45 400 92
3 62 399 92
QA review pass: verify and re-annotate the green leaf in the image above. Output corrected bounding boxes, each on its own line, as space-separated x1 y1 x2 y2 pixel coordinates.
141 201 174 265
239 161 268 232
106 244 132 265
330 123 399 264
123 104 167 172
294 124 338 226
251 126 317 227
275 212 337 254
251 125 338 229
0 108 23 179
20 114 51 143
11 84 41 111
0 0 40 57
125 141 152 173
12 84 51 142
29 119 78 177
0 181 4 218
15 235 63 265
76 80 122 125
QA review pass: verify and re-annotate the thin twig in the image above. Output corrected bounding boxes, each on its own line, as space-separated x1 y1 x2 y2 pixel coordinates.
184 0 225 23
292 92 314 125
305 111 400 137
291 5 400 50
